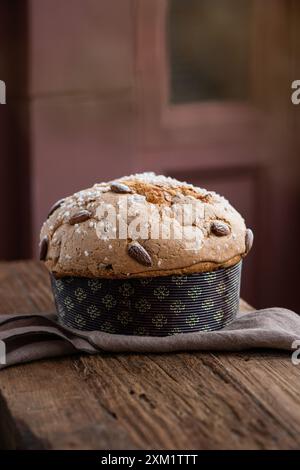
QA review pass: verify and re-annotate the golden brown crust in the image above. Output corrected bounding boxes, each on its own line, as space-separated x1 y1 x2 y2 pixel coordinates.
122 181 212 206
40 173 249 278
51 255 242 279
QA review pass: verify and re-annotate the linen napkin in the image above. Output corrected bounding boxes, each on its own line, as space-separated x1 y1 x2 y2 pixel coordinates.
0 307 299 369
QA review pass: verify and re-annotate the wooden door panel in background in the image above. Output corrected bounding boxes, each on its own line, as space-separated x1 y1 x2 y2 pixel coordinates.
135 0 300 309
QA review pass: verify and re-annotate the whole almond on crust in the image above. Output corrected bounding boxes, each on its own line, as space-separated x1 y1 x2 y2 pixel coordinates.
110 182 132 194
210 221 231 237
128 241 152 266
245 228 254 255
39 236 49 261
47 198 65 218
69 210 91 225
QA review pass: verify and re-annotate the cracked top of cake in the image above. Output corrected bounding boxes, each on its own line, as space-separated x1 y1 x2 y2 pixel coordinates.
40 172 253 278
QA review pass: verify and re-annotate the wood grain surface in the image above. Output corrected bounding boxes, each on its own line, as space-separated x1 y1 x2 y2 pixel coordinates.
0 261 299 450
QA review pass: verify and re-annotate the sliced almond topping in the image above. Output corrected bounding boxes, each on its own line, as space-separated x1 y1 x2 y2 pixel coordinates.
69 210 91 225
210 221 231 237
245 228 254 255
47 198 65 218
39 236 49 261
127 241 152 266
110 182 132 194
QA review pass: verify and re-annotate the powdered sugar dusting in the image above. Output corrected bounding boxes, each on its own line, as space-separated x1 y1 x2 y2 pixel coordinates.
56 173 221 209
117 172 216 201
118 172 204 191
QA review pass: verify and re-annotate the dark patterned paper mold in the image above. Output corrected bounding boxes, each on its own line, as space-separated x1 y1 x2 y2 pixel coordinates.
51 262 242 336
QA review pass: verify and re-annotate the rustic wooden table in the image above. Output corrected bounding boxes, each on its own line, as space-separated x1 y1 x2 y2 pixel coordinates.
0 261 299 450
